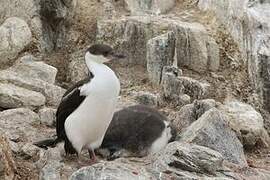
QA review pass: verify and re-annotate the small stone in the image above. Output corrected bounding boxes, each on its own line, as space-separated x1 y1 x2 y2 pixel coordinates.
38 108 56 127
21 143 40 160
134 91 160 107
0 131 16 180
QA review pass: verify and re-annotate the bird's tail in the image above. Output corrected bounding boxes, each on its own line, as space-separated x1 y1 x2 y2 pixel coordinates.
34 137 61 149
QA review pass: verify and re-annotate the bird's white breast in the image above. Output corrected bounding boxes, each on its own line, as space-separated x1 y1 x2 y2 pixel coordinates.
65 64 120 153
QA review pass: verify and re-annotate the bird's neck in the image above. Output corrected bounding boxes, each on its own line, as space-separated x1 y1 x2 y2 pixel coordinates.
86 59 106 76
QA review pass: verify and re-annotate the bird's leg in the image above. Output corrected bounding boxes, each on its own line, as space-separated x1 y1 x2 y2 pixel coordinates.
88 149 97 163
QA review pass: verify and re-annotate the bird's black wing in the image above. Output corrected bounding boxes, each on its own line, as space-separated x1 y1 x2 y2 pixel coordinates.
56 74 93 154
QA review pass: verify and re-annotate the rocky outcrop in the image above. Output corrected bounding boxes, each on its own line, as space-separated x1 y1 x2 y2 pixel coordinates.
147 31 175 85
133 91 160 107
0 131 16 180
124 0 175 15
198 0 270 112
0 0 76 52
220 100 270 149
0 17 32 65
179 108 247 167
0 55 65 107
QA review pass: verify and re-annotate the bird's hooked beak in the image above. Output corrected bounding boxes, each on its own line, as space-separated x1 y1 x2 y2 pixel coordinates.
106 51 126 61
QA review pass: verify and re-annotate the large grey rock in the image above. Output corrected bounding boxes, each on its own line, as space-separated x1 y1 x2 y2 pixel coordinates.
0 17 31 65
151 142 227 178
198 0 270 112
147 31 175 85
174 22 219 73
0 70 65 107
70 161 154 180
0 83 46 109
38 107 56 127
170 99 217 132
0 131 16 180
0 108 45 142
124 0 175 15
179 108 247 167
12 55 58 84
220 100 270 149
161 66 209 105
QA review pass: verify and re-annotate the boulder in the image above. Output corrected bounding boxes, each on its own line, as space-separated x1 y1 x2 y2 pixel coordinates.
39 160 63 180
0 17 31 65
12 55 58 84
174 22 219 73
70 161 154 180
147 31 175 85
179 108 247 167
124 0 175 15
0 108 45 142
38 107 56 127
151 142 226 178
0 70 65 107
0 131 16 180
0 83 46 109
220 100 270 149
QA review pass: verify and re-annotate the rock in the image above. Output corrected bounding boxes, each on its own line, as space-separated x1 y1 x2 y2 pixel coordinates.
198 0 270 112
70 161 154 180
151 142 226 178
39 160 63 180
147 31 175 85
220 100 270 149
0 83 46 109
124 0 175 15
161 66 208 104
0 17 32 65
0 131 16 180
0 108 44 142
134 91 160 107
170 99 217 132
0 70 65 107
12 55 58 84
174 22 219 73
179 108 247 167
67 50 88 84
38 107 56 127
21 143 40 161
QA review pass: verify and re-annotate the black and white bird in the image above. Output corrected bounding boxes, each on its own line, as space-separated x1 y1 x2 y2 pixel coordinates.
98 105 177 160
35 44 124 162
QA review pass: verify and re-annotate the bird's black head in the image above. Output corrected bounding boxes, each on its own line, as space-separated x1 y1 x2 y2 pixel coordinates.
86 44 125 64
